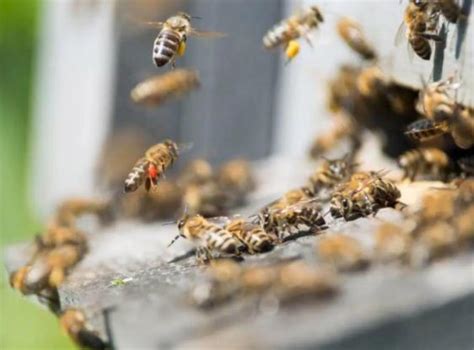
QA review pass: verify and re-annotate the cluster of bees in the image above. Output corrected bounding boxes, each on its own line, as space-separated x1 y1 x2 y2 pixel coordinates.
9 3 473 349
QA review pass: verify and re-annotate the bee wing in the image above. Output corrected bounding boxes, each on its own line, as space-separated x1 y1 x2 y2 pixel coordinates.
394 21 406 46
206 216 233 226
279 197 323 214
189 28 227 38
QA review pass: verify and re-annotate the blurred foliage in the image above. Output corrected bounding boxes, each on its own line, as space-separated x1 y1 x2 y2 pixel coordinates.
0 0 73 348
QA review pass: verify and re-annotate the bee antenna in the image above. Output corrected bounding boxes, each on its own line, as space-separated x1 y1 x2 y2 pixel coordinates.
167 234 181 248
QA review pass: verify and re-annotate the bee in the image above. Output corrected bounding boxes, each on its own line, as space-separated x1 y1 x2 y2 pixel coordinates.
225 218 275 254
59 308 108 350
356 66 389 98
336 17 377 60
270 186 315 210
177 158 214 187
330 171 401 221
308 155 356 194
398 147 450 181
450 105 474 149
317 234 369 271
398 1 441 60
149 12 224 68
141 180 183 220
181 182 230 217
192 260 337 307
455 205 474 244
309 113 358 158
39 223 88 249
263 6 324 60
411 221 457 265
170 214 245 263
273 199 327 240
124 140 179 193
216 159 256 200
130 69 200 106
375 222 412 262
404 118 449 141
417 77 458 122
55 198 112 227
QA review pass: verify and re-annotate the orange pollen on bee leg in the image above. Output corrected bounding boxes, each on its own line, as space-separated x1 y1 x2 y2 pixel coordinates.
148 163 159 180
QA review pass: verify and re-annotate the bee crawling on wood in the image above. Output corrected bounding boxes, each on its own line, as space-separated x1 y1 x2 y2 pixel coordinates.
124 139 181 193
60 308 109 350
263 6 324 62
375 222 413 263
169 213 245 263
317 234 369 271
255 198 327 242
336 16 377 60
225 218 276 254
130 69 200 106
149 12 225 68
190 259 338 308
398 147 451 181
330 171 402 221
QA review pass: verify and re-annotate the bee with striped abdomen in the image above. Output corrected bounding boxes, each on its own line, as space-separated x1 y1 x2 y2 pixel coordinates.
170 214 245 263
149 12 224 68
330 171 401 221
225 218 275 254
124 140 180 192
404 118 449 141
263 6 324 61
337 17 377 60
131 69 200 106
397 2 441 60
398 147 451 181
60 308 108 350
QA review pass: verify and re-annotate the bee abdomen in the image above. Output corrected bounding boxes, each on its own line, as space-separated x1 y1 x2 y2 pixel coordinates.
405 119 448 141
409 36 431 60
124 158 148 192
153 30 181 67
263 24 294 49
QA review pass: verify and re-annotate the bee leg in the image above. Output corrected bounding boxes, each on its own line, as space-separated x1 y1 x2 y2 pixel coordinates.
196 246 212 264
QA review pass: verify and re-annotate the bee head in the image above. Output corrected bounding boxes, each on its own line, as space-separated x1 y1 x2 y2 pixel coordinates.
310 6 324 22
164 139 179 158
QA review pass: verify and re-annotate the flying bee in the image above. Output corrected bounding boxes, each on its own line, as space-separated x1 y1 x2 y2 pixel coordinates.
60 308 108 350
404 118 449 141
336 16 377 60
177 158 214 187
375 222 412 263
417 77 458 122
397 2 441 60
308 113 358 158
169 214 245 263
317 234 369 271
398 147 451 181
308 154 356 195
148 12 225 68
130 69 200 106
124 139 180 193
330 171 401 221
263 6 324 60
225 218 275 254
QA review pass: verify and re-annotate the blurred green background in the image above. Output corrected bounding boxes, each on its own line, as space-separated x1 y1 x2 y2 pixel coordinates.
0 0 73 348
